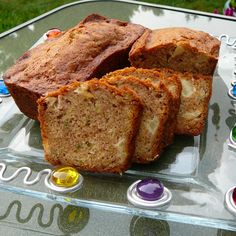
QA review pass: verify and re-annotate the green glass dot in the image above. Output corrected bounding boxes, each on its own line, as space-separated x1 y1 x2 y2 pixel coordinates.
232 126 236 142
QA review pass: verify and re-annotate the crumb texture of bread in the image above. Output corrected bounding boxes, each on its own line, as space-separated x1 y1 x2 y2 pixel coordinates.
146 68 212 136
129 27 220 75
4 14 146 120
101 75 170 163
38 80 142 173
175 72 212 135
103 67 181 146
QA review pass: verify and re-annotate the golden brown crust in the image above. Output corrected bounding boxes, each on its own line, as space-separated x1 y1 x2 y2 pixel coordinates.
129 29 151 58
129 27 220 75
4 14 146 120
38 80 143 173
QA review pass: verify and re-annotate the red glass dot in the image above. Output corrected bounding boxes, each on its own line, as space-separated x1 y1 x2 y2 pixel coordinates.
232 187 236 205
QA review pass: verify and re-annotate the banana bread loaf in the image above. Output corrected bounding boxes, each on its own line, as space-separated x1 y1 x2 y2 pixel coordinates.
102 67 181 146
4 14 146 120
129 27 220 75
101 75 170 163
38 80 142 173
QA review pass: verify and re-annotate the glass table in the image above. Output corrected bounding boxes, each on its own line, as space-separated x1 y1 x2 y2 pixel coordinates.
1 0 236 234
0 190 234 236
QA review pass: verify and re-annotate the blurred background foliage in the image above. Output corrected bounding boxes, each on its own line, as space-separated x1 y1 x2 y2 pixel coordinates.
0 0 227 33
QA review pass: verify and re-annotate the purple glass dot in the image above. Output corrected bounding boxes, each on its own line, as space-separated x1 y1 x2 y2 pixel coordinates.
136 178 164 201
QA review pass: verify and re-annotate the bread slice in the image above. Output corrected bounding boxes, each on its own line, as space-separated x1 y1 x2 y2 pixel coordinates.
173 71 212 135
129 27 220 75
102 67 181 146
38 80 142 173
101 75 170 163
150 68 212 135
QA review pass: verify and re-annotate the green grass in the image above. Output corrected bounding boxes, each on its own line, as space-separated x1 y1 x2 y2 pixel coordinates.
0 0 77 33
0 0 226 33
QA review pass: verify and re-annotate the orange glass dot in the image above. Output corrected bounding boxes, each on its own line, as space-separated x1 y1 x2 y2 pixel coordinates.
46 29 62 39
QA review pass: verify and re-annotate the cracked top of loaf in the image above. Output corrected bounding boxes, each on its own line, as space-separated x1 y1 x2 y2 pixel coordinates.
3 14 146 119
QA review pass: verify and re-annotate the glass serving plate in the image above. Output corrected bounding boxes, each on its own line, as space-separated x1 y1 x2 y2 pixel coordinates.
0 0 236 231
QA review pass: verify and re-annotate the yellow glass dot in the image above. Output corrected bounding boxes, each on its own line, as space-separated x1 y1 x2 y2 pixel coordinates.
51 166 80 188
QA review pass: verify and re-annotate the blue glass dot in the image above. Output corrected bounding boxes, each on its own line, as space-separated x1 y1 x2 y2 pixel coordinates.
0 80 10 96
233 84 236 97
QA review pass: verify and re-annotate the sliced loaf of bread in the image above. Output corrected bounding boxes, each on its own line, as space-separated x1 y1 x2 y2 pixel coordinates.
102 67 181 146
38 80 142 173
128 27 219 136
101 75 170 163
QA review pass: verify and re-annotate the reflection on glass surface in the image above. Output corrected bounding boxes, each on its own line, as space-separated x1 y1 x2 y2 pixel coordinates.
0 199 89 234
129 5 164 28
130 216 170 236
58 205 89 233
128 135 199 178
27 24 35 32
1 190 233 236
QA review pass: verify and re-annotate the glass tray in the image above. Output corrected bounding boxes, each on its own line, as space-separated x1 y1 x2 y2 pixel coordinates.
0 0 236 232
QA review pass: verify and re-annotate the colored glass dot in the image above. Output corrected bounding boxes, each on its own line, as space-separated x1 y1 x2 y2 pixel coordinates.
51 166 80 188
46 28 62 39
0 80 10 96
136 178 164 201
232 126 236 142
233 187 236 206
233 84 236 97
